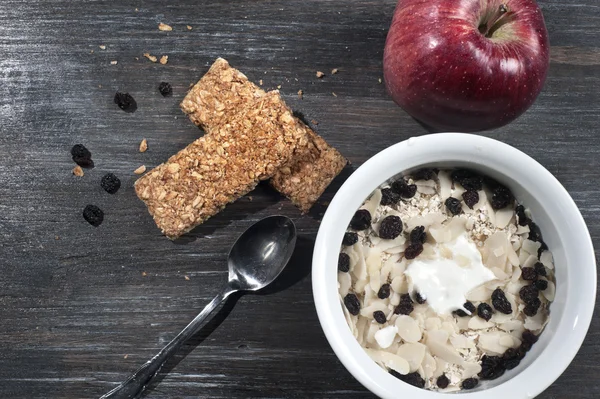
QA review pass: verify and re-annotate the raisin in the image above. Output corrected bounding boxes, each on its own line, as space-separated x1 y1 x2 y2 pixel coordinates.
477 303 493 321
100 173 121 194
504 358 520 370
454 301 476 317
350 209 372 231
390 370 425 388
415 292 426 304
527 222 543 242
479 355 506 380
445 197 462 215
380 188 400 206
436 374 449 389
373 310 387 324
519 284 539 304
538 240 548 258
502 348 517 361
412 168 436 181
461 378 478 390
83 205 104 227
409 226 427 244
451 169 483 191
535 279 548 291
379 215 403 239
462 190 479 209
391 180 417 198
394 294 414 315
158 82 173 97
114 91 137 113
490 184 514 210
338 253 350 273
516 345 528 359
523 298 541 317
522 330 539 345
377 284 391 299
404 242 423 260
343 293 361 315
516 205 529 226
491 288 512 314
71 144 94 168
342 232 358 246
71 144 91 159
521 267 538 281
534 262 547 277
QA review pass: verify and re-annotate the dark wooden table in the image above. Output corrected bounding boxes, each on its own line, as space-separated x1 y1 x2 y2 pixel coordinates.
1 1 598 398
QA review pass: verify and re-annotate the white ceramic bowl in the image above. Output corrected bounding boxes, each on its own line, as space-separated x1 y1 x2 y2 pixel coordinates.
312 133 596 398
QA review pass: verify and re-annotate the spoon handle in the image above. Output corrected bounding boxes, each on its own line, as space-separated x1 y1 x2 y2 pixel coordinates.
100 285 236 399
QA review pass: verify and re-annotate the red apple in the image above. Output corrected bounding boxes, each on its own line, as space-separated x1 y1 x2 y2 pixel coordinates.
383 0 549 132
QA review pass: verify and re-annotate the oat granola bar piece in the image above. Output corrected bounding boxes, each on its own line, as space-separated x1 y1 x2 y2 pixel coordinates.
181 57 347 212
135 92 307 239
270 124 347 213
180 57 266 129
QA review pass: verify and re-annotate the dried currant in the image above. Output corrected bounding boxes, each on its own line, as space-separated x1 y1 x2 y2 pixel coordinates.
445 197 462 215
380 188 400 206
477 303 493 321
379 215 403 239
83 205 104 227
342 232 358 246
491 288 512 314
114 91 137 113
343 293 361 315
100 173 121 194
350 209 372 231
338 253 350 272
158 82 173 97
404 242 424 260
409 226 427 244
463 190 479 209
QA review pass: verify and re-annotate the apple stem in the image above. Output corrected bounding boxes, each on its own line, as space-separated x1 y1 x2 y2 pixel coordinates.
480 4 511 38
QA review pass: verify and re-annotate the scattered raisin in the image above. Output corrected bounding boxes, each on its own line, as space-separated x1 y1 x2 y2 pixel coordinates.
477 303 493 321
522 330 539 345
523 297 541 317
490 184 514 210
380 188 400 206
479 356 505 380
409 226 427 244
338 253 350 272
535 279 548 291
519 284 539 304
538 240 548 258
71 144 94 168
491 288 512 314
534 262 547 277
373 310 387 324
415 292 427 304
379 215 403 239
344 293 361 315
521 267 538 281
158 82 173 97
342 232 358 246
454 301 476 317
462 378 478 390
445 197 462 215
350 209 372 231
394 294 414 315
114 91 137 113
390 370 425 388
436 374 450 389
516 205 529 226
412 168 436 181
404 242 423 260
502 348 517 360
100 173 121 194
463 190 479 209
391 180 417 198
451 169 483 191
83 205 104 227
377 284 391 299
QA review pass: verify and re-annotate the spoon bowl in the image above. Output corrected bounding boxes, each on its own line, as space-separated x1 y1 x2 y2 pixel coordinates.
228 215 297 291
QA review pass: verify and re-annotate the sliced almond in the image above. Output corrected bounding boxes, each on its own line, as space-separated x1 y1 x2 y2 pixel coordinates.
542 280 555 301
338 272 351 297
134 165 146 174
396 342 426 372
395 315 422 343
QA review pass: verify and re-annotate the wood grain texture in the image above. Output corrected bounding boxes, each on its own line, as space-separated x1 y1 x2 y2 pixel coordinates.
0 0 598 398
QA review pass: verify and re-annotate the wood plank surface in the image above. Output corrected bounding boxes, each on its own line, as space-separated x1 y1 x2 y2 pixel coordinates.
0 0 598 398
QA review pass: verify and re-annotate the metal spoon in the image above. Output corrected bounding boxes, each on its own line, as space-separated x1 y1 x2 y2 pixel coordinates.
101 215 297 399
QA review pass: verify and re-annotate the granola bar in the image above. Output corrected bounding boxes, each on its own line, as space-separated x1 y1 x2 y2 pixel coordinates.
180 57 347 212
136 92 307 239
270 124 347 213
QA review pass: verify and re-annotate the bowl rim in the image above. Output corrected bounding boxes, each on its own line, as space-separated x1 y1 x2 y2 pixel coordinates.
312 133 596 398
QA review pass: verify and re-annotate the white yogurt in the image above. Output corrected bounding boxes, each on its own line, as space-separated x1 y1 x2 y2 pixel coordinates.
404 233 495 315
374 325 398 349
